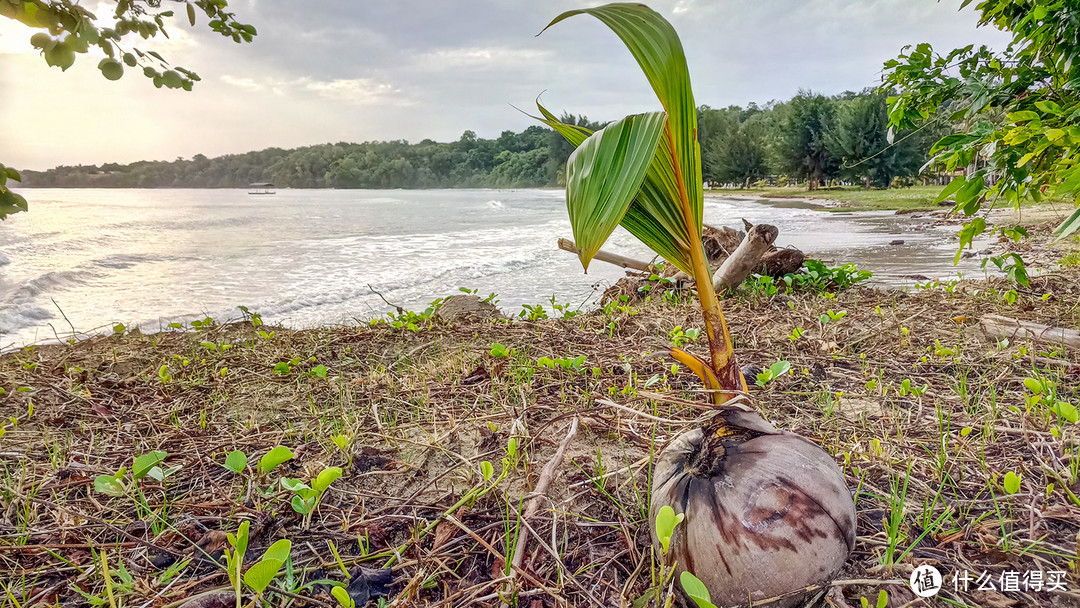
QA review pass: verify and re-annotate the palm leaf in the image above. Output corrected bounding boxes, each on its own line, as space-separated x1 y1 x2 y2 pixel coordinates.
1053 207 1080 240
564 112 666 270
535 101 695 273
542 3 703 231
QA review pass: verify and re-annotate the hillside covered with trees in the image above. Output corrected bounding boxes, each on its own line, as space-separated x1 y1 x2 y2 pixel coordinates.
21 89 944 190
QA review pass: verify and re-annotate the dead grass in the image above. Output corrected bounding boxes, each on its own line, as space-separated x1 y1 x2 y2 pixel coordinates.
1 253 1080 607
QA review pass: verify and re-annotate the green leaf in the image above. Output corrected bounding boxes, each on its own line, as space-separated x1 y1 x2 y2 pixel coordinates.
955 217 986 263
279 477 310 492
933 177 966 203
4 167 21 182
1051 401 1078 424
243 558 284 593
654 505 684 555
331 586 356 608
954 172 985 214
679 571 716 608
1003 470 1020 494
133 451 168 480
1023 378 1044 394
258 446 294 474
480 460 494 482
1054 167 1080 198
235 521 250 556
563 112 666 270
98 58 124 80
545 4 702 220
262 538 292 563
186 2 196 26
768 360 791 379
44 42 75 71
224 450 247 473
313 467 342 493
290 494 311 514
1035 100 1062 115
1052 208 1080 241
94 474 126 497
1007 110 1040 123
540 4 704 274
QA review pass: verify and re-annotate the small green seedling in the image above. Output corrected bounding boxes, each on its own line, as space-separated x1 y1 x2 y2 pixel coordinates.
860 590 889 608
654 505 684 556
225 521 251 608
281 466 343 527
1003 470 1021 494
258 446 294 475
243 538 292 597
331 586 356 608
819 309 847 325
94 451 172 496
668 326 700 348
755 360 791 387
681 571 718 608
489 343 513 358
224 450 248 474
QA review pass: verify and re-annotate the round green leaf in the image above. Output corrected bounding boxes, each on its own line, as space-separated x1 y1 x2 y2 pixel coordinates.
313 467 342 493
30 32 55 50
1003 471 1020 495
123 52 137 67
258 446 294 474
98 58 124 81
223 450 247 473
44 42 75 71
162 70 183 89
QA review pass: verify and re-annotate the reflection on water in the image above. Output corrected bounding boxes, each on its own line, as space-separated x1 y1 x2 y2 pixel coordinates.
0 188 988 348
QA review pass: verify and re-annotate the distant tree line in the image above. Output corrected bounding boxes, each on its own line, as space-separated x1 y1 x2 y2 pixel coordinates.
700 88 949 190
21 89 943 191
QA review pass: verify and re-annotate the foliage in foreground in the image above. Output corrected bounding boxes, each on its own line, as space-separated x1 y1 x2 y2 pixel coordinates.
884 0 1080 272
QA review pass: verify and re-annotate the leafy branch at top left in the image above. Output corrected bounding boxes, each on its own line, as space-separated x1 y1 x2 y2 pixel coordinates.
0 0 257 220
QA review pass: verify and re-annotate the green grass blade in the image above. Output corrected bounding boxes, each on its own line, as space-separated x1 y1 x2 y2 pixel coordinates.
565 112 666 270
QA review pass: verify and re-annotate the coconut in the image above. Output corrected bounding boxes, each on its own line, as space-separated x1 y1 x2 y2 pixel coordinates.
650 409 856 608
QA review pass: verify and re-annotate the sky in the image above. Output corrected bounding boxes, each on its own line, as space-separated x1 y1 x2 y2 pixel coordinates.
0 0 1012 171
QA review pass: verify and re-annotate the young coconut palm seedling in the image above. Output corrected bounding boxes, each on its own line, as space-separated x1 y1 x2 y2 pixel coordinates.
535 4 856 606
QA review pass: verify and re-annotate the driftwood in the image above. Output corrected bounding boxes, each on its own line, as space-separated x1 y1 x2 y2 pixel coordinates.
759 248 806 277
701 225 745 261
713 224 778 292
981 314 1080 350
557 238 651 272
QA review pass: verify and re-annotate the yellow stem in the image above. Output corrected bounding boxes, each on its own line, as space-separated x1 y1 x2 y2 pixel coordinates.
663 123 744 401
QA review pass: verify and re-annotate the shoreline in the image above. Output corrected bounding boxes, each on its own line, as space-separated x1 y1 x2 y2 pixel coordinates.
2 220 1078 607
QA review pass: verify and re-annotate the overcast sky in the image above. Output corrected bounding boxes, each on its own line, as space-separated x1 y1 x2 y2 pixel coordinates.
0 0 1010 171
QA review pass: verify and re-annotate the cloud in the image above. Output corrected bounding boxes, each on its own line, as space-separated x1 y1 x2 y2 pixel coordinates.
2 0 1015 169
301 77 404 104
220 73 405 104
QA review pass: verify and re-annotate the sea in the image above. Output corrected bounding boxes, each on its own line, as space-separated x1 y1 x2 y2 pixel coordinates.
0 188 988 348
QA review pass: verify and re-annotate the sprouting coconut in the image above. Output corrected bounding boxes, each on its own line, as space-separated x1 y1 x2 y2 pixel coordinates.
534 3 857 605
650 410 856 607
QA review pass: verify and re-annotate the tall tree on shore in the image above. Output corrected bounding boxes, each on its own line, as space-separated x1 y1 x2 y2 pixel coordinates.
775 92 838 190
828 89 928 188
704 117 769 187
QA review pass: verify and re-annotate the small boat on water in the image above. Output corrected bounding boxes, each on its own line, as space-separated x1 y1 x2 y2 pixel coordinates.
248 182 276 195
